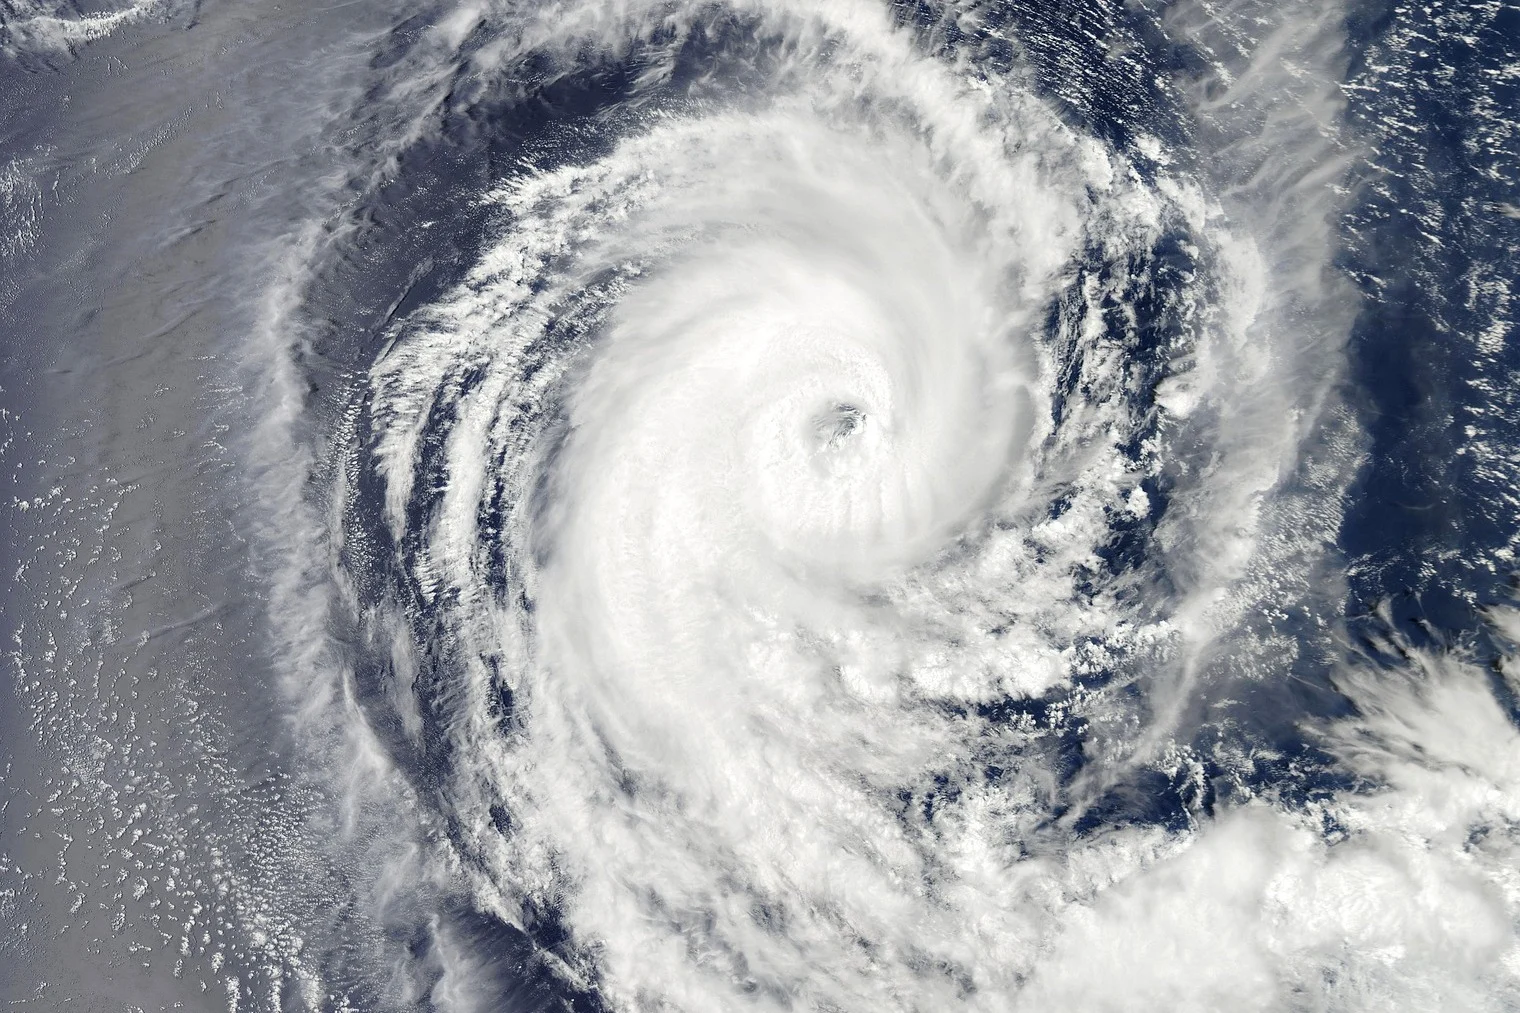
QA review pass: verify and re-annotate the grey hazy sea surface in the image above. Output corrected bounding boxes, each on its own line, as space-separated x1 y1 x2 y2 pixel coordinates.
2 0 1519 1010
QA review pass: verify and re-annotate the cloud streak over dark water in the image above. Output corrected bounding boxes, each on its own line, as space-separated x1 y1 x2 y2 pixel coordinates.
2 0 1519 1009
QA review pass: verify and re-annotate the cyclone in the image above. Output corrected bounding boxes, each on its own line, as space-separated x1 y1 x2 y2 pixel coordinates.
4 0 1520 1009
259 0 1520 1008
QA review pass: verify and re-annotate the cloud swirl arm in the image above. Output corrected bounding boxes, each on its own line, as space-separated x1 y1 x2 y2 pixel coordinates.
255 0 1520 1008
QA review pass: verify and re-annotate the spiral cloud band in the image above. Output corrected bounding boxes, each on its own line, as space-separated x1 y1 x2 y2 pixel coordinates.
254 0 1520 1009
5 0 1518 1005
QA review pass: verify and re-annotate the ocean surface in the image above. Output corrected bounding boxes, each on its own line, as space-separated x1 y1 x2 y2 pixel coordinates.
2 0 1519 1009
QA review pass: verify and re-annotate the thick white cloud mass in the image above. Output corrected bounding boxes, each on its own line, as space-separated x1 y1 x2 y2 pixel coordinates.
4 0 1515 1006
230 1 1520 1009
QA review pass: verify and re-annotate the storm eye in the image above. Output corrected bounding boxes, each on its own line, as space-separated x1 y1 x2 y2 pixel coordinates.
813 402 865 449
